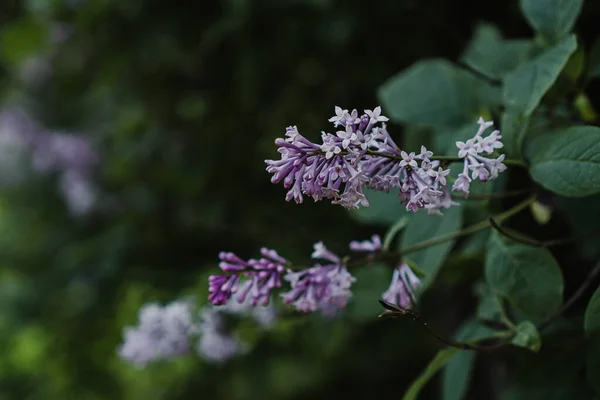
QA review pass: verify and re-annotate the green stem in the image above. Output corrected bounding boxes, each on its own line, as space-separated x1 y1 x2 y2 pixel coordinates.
397 195 536 257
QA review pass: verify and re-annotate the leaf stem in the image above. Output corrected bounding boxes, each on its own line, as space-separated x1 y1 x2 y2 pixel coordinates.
379 300 512 350
489 217 576 248
538 259 600 331
397 195 536 257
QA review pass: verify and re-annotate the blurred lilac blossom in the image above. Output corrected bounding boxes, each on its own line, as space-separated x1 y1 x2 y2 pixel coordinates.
195 306 248 363
0 108 98 215
117 300 196 368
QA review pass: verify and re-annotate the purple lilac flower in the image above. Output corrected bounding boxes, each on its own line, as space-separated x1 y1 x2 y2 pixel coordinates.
281 242 356 315
117 300 196 368
381 263 421 309
349 234 382 252
266 107 505 214
209 248 287 306
452 117 506 195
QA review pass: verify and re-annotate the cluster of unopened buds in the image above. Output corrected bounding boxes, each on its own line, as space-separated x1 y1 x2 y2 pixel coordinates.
209 235 421 315
265 106 505 214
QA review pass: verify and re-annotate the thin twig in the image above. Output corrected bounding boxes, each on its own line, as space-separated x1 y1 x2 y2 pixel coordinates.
489 217 576 248
538 260 600 331
345 195 536 268
378 300 511 351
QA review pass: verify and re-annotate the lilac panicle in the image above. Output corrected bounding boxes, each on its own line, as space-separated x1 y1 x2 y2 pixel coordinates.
452 117 506 195
382 263 421 309
209 248 287 306
266 107 506 214
281 242 356 315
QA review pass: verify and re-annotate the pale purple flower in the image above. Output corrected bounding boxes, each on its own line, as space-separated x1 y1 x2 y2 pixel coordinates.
453 117 506 195
282 242 356 315
382 263 421 309
117 300 196 368
196 307 247 363
349 234 382 252
328 106 349 127
365 106 389 123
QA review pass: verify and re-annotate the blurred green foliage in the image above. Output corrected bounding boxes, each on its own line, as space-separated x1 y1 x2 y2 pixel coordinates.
1 0 600 399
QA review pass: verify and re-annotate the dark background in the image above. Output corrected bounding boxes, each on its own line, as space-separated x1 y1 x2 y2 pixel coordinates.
0 0 599 399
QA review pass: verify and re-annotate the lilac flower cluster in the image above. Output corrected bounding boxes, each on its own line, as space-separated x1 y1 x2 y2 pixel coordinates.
265 107 506 214
0 108 98 215
210 235 423 316
210 248 287 306
453 117 506 194
282 242 356 315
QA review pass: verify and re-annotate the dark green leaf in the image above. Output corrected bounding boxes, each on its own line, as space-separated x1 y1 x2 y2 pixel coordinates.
475 282 504 322
349 188 410 226
511 321 541 352
400 206 463 289
378 59 494 129
461 23 533 79
403 348 461 400
441 319 499 400
485 232 564 321
503 35 577 116
519 0 583 45
527 126 600 197
584 286 600 395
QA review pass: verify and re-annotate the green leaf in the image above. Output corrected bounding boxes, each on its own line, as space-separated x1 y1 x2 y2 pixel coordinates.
378 59 494 129
441 319 498 400
503 35 577 116
475 282 504 322
400 206 463 289
485 232 564 321
519 0 583 45
584 286 600 394
511 321 541 352
461 23 533 80
349 188 410 226
347 263 390 320
526 126 600 197
403 348 461 400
